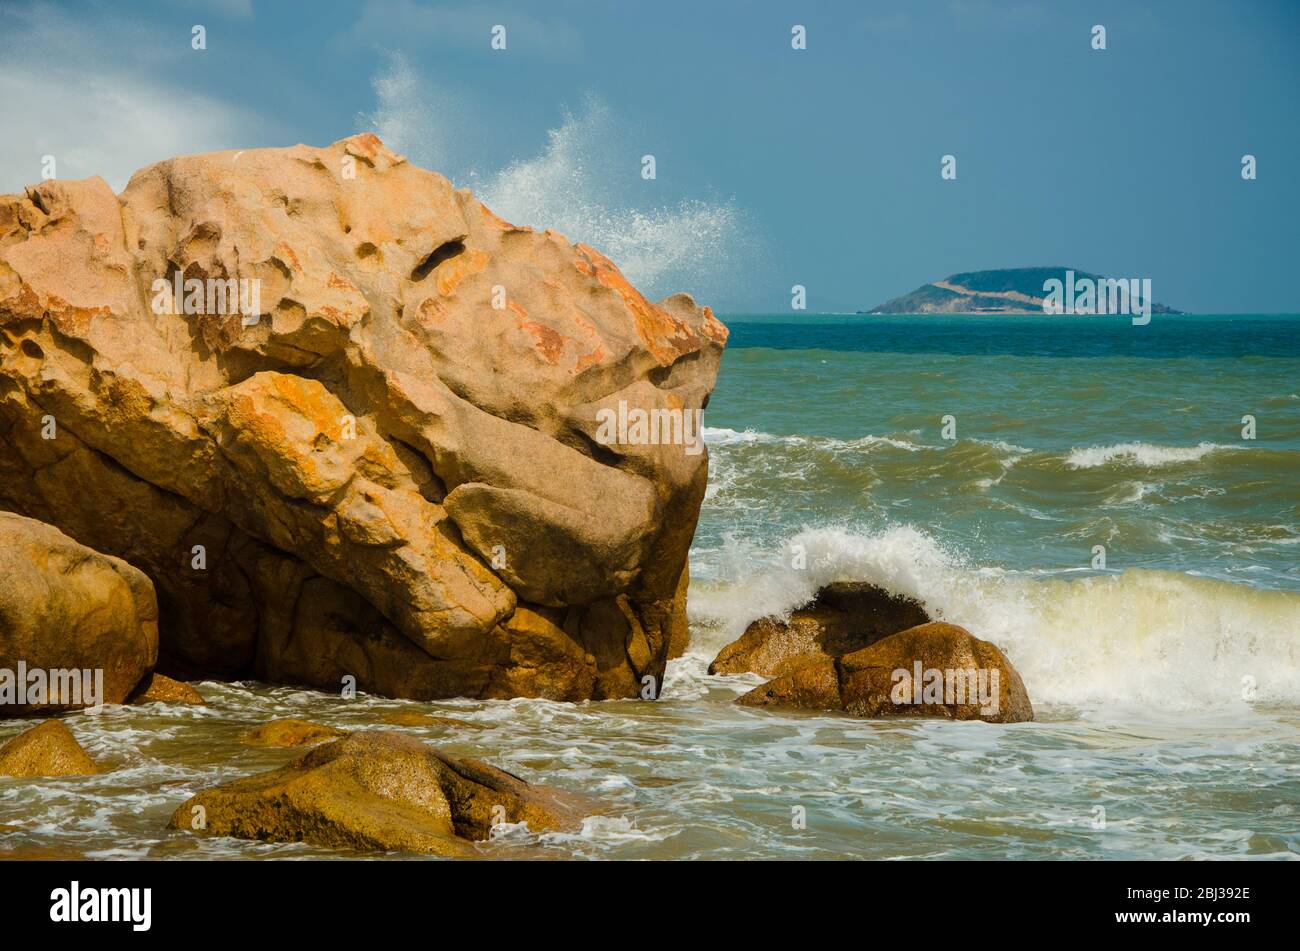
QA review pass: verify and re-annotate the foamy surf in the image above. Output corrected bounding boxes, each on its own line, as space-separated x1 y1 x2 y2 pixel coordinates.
703 426 924 451
1065 441 1237 469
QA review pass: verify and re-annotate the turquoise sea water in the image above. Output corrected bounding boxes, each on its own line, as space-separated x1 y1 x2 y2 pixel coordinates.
698 314 1300 590
2 314 1297 860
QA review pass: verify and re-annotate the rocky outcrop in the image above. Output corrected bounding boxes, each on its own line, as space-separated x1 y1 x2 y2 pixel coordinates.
0 719 100 776
0 134 726 701
738 621 1034 723
169 731 587 855
0 513 158 715
127 672 205 705
237 718 347 748
709 582 931 677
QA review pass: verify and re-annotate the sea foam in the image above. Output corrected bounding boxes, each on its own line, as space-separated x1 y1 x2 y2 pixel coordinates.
1065 441 1234 469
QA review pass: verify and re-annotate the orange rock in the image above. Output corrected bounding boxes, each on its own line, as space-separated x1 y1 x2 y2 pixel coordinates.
170 731 589 855
237 719 348 748
0 720 100 776
838 622 1034 723
378 711 485 729
0 134 723 703
711 582 931 678
737 620 1034 724
0 513 158 715
127 673 205 706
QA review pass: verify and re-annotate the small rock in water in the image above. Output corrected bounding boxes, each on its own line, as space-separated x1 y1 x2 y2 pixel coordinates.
379 711 485 729
709 581 931 677
237 718 348 748
0 720 101 777
169 731 590 855
739 621 1034 724
715 584 1033 723
128 673 206 706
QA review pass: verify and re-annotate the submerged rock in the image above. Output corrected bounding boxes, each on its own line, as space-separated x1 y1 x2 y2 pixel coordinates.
128 672 205 706
378 711 485 729
0 513 158 715
0 719 100 776
169 731 587 855
237 718 347 748
709 581 931 677
0 134 726 701
738 621 1034 724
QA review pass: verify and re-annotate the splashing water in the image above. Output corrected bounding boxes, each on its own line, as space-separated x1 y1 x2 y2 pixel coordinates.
359 55 747 300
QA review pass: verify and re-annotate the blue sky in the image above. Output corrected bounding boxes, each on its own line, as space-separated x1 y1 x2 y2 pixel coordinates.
1 0 1296 312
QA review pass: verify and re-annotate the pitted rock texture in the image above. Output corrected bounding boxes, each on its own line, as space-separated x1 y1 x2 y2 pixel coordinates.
0 134 726 701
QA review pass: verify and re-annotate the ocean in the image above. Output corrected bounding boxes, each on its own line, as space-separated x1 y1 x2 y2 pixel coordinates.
2 314 1297 860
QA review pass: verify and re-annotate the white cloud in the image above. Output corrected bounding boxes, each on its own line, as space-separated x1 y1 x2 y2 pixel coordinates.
0 4 266 193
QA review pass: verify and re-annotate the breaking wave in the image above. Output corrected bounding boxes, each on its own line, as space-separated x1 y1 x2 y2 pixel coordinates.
688 525 1300 709
1065 441 1236 469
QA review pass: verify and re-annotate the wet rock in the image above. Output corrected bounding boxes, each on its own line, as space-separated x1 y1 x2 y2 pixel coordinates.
0 135 724 701
839 622 1034 723
237 718 348 748
736 654 842 711
710 581 931 677
128 672 205 706
0 719 100 776
0 513 158 715
738 621 1034 724
169 730 587 855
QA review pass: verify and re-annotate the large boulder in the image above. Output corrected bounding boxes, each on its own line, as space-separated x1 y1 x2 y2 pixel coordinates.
0 719 100 776
168 730 587 855
709 581 931 677
738 621 1034 724
0 134 726 700
0 512 158 714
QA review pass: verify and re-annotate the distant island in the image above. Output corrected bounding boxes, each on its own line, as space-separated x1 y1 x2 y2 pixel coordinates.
863 267 1183 315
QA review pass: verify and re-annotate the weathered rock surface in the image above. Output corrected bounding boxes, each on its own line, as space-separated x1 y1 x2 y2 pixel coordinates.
0 134 726 701
0 719 100 776
128 672 205 705
169 730 586 855
709 581 931 678
738 621 1034 723
238 718 347 748
0 512 158 714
